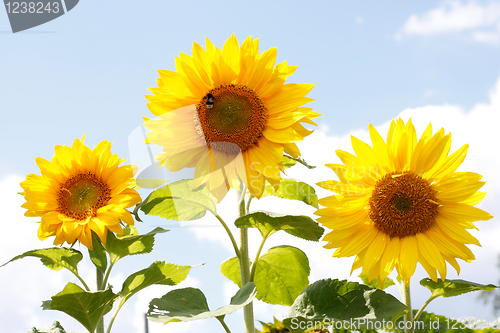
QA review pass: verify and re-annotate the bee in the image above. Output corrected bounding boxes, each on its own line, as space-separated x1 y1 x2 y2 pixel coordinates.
204 93 214 109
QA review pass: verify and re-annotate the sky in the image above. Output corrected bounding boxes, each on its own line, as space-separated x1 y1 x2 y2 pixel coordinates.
1 0 500 332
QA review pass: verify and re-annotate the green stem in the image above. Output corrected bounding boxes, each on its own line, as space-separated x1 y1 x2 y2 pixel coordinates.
96 268 105 333
245 195 253 214
249 236 266 282
402 283 412 333
237 187 254 333
106 300 125 333
74 272 91 292
101 262 115 291
215 214 241 259
413 296 436 324
217 317 233 333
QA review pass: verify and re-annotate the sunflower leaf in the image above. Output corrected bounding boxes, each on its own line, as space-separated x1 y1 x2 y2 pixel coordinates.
27 321 71 333
43 282 117 333
262 179 319 208
140 179 217 220
88 233 107 274
221 246 310 306
420 278 498 299
120 261 191 304
282 278 407 333
147 283 256 324
283 155 316 169
1 248 82 275
235 211 324 242
359 273 395 290
104 226 168 265
282 155 298 170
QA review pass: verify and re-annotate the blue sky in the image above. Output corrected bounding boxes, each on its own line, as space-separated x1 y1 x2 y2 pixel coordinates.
1 1 500 332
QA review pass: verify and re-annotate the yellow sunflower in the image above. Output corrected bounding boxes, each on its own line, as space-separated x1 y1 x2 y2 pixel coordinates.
144 35 319 200
315 118 493 286
21 138 141 250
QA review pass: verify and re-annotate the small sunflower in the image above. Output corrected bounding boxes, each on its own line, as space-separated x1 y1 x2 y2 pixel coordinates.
21 138 141 250
316 118 493 286
144 35 319 200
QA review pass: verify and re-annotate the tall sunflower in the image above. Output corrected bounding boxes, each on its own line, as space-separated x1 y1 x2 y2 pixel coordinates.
144 35 319 200
316 118 493 286
21 138 141 250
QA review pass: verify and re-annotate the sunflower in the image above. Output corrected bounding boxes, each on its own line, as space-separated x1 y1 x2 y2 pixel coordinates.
315 118 493 286
21 138 141 250
144 35 319 200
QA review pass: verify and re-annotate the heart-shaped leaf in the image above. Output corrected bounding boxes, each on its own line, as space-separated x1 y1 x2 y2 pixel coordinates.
221 246 310 305
120 261 191 304
283 278 407 333
104 226 168 265
235 211 324 242
262 179 318 208
43 282 117 333
148 282 256 323
139 179 217 221
88 234 107 274
1 248 82 275
420 278 498 299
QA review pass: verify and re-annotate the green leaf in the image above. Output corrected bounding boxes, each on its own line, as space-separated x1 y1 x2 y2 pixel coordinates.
147 282 256 324
220 257 242 287
282 155 298 170
221 246 310 306
43 282 117 333
420 278 498 299
28 321 71 333
284 155 316 169
120 261 191 304
1 248 82 275
235 211 324 242
262 179 319 208
88 234 107 274
104 226 168 265
283 278 407 333
359 273 395 290
139 179 217 221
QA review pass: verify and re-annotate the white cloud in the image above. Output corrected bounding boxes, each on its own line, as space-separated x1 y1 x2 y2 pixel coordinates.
396 1 500 44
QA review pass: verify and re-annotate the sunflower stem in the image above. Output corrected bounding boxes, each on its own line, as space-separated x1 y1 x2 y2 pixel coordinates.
246 195 253 214
237 186 254 333
217 317 233 333
250 236 266 282
413 296 436 324
96 267 105 333
402 282 412 333
215 214 241 259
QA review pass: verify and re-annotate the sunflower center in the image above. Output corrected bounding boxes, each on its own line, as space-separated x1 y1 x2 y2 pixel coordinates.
369 172 438 237
195 84 267 154
57 172 111 220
